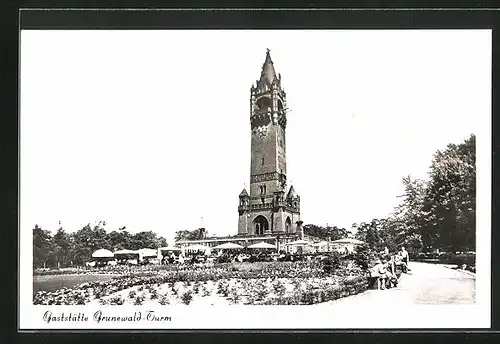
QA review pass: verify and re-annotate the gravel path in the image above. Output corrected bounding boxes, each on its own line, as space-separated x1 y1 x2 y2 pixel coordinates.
312 262 475 307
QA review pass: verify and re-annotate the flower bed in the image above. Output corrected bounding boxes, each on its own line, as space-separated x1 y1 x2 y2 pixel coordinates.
33 260 367 306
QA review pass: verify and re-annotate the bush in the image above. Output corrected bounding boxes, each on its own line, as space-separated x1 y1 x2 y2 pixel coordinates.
109 295 125 305
351 244 371 270
272 280 286 298
180 291 193 305
150 288 159 300
202 286 211 297
321 252 341 273
158 294 170 305
134 294 145 305
228 287 241 304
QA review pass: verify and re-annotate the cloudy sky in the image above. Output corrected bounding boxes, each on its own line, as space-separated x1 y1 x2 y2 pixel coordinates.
20 30 490 244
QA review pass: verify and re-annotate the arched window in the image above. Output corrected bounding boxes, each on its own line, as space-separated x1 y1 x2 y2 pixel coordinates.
285 217 292 233
257 96 272 111
253 216 269 236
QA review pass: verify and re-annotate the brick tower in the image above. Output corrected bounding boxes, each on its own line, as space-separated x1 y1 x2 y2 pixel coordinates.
238 49 301 237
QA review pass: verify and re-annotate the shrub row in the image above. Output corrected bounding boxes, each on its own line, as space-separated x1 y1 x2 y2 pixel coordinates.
257 276 369 305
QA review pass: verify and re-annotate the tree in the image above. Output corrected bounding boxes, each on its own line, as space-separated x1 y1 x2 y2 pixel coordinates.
404 233 423 254
71 224 94 265
52 226 73 268
423 134 476 251
355 220 383 251
33 225 54 268
174 228 207 242
303 224 349 241
131 231 166 250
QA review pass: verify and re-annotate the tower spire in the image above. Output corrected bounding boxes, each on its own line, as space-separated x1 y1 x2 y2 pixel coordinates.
259 48 277 87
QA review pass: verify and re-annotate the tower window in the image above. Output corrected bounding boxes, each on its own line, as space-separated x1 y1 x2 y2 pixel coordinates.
261 157 265 166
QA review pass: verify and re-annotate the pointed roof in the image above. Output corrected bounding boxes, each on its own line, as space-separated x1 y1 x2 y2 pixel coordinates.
287 185 298 199
258 49 278 87
239 188 249 197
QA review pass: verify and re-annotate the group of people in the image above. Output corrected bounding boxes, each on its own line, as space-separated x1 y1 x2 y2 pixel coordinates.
160 250 311 265
370 246 411 290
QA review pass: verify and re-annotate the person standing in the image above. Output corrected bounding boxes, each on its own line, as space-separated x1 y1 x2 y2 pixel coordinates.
377 259 388 290
400 246 411 272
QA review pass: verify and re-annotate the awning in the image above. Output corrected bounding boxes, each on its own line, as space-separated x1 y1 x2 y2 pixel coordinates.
283 239 310 246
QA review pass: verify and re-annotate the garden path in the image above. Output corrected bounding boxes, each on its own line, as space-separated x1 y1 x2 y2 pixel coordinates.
313 262 475 307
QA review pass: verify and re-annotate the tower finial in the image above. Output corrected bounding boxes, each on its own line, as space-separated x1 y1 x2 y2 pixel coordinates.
266 48 270 54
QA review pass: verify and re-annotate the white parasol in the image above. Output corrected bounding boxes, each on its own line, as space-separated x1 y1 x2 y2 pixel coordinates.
213 242 244 250
92 249 114 258
248 241 276 249
311 241 328 247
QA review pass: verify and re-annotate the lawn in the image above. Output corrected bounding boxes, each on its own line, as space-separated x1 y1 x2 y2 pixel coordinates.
33 274 117 293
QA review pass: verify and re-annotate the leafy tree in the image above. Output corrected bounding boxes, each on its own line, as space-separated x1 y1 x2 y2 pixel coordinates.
174 228 207 242
131 231 166 250
423 134 475 251
351 243 371 270
33 225 54 268
303 224 349 241
355 220 383 250
52 226 73 267
404 233 423 254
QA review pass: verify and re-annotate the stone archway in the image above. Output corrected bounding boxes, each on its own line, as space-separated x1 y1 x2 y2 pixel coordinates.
285 217 292 233
253 215 269 236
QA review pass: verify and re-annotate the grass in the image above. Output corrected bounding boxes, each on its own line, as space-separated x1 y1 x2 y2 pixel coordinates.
33 274 116 293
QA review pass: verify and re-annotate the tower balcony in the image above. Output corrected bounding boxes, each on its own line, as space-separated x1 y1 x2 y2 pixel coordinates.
238 205 249 214
248 203 273 211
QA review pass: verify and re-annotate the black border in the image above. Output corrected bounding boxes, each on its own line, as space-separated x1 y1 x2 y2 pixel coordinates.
4 5 500 342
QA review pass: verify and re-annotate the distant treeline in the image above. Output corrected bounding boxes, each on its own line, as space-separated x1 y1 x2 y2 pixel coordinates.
33 221 168 268
33 135 475 267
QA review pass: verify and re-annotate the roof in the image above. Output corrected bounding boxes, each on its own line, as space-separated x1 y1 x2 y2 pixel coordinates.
287 185 298 199
258 49 278 87
239 188 249 197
